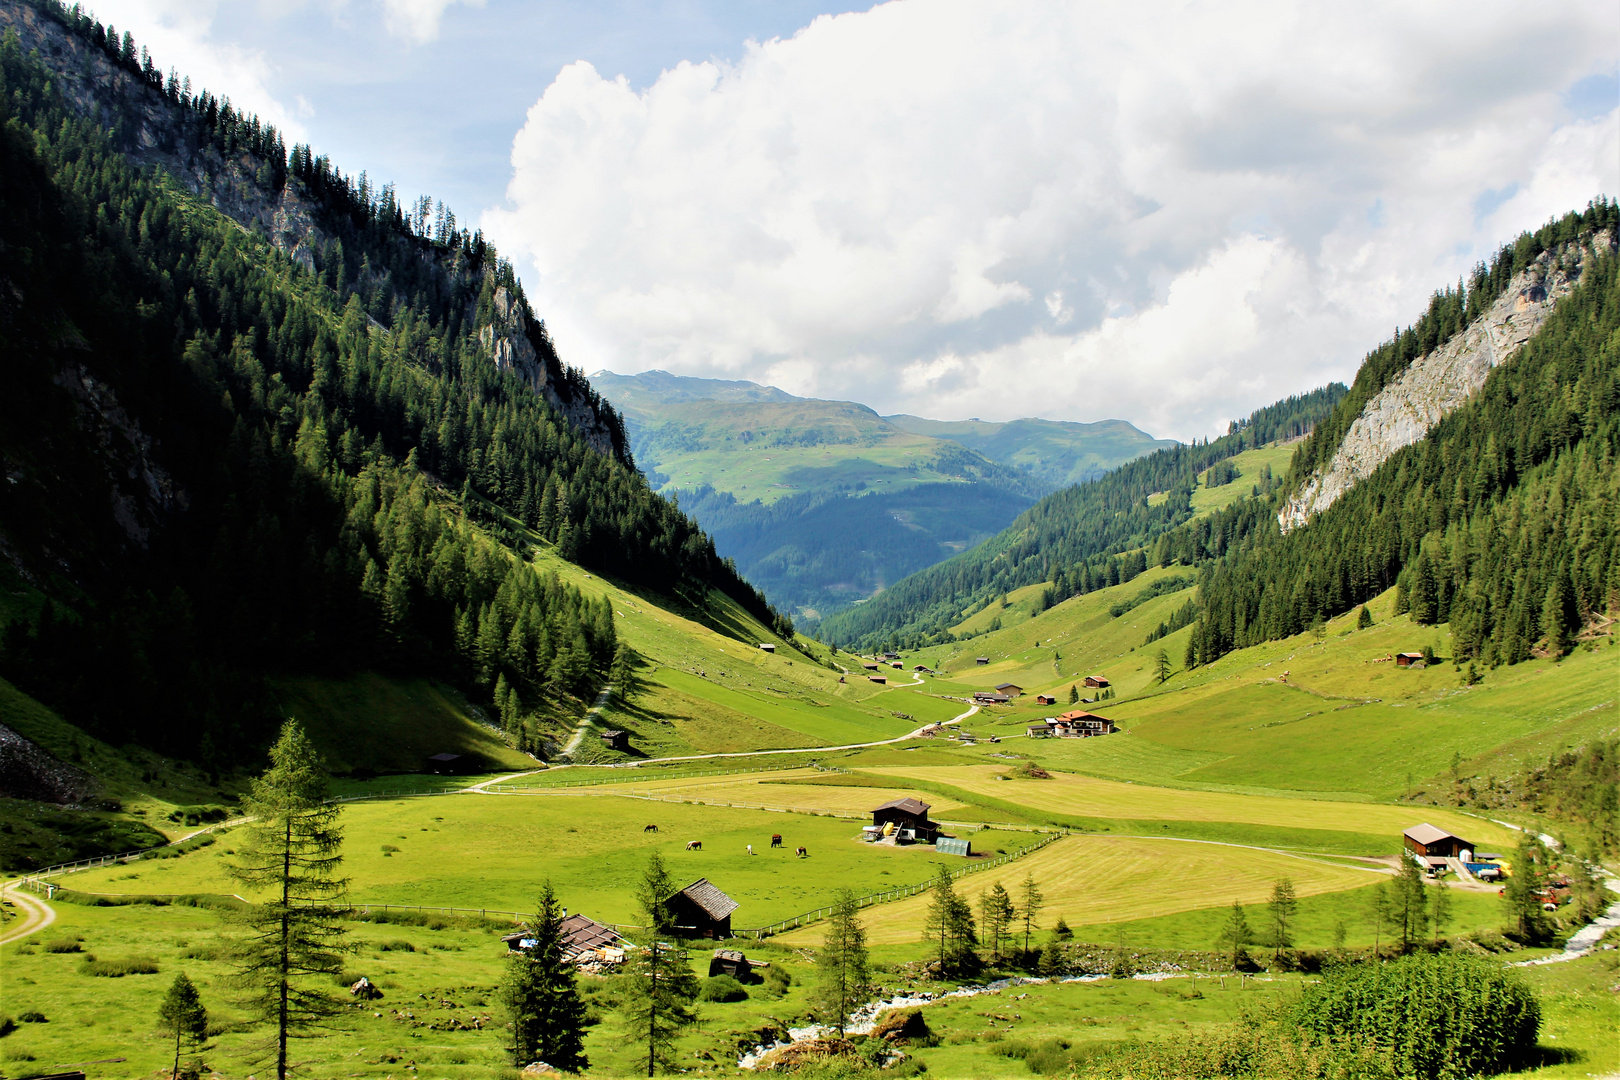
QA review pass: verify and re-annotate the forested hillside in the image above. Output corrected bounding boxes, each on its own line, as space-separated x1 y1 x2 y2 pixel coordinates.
819 387 1344 649
0 4 787 767
1183 208 1619 667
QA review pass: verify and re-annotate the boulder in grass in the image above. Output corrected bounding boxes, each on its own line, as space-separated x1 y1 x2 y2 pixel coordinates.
870 1007 932 1044
755 1038 860 1070
349 977 383 1000
521 1064 561 1077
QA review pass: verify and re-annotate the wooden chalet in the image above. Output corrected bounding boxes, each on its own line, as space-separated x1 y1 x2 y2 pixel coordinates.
973 691 1011 704
600 730 631 751
869 675 887 684
871 797 938 842
502 913 627 965
667 878 740 939
758 643 776 653
862 662 882 671
1035 694 1056 705
975 657 990 665
1395 652 1426 668
1403 823 1472 860
883 652 901 660
995 682 1023 696
1051 710 1117 736
1083 675 1110 689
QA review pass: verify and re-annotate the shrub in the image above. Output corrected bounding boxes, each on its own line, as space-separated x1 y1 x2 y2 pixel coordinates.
377 939 415 952
0 1016 14 1037
1290 952 1540 1078
17 1012 46 1023
80 956 160 977
762 964 793 997
43 938 81 953
699 974 749 1002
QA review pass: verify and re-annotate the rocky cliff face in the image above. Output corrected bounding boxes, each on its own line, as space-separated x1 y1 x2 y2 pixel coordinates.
0 1 622 460
1279 231 1616 532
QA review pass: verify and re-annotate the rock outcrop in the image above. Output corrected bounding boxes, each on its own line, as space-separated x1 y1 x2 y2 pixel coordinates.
0 1 623 460
1280 231 1616 532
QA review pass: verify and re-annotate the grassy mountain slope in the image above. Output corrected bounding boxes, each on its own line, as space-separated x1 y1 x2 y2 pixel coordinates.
884 414 1176 489
594 370 1179 620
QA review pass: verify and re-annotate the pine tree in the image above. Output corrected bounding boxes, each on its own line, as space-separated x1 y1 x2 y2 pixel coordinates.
814 889 870 1036
228 721 350 1080
1067 684 1079 705
502 881 589 1070
621 852 697 1075
1050 916 1072 942
1386 863 1429 952
1017 871 1044 959
1502 838 1549 941
1153 648 1171 685
1267 878 1297 954
158 972 208 1080
1357 605 1373 629
1541 568 1576 657
610 643 641 705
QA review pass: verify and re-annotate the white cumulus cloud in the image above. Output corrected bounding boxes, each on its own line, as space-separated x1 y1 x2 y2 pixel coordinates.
485 0 1619 440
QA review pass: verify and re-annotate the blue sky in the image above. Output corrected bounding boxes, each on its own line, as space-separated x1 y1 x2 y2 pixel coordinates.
91 1 1619 440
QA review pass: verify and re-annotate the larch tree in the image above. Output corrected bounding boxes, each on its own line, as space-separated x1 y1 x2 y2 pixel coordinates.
978 883 1016 964
621 852 698 1076
1218 901 1253 970
1154 648 1172 684
1017 871 1044 960
921 865 978 976
228 720 351 1080
502 880 589 1071
815 889 871 1036
1267 878 1298 955
157 972 209 1080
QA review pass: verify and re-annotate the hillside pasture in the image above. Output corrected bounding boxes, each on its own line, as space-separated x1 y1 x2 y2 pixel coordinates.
851 765 1513 849
504 767 973 818
773 833 1377 948
51 793 983 928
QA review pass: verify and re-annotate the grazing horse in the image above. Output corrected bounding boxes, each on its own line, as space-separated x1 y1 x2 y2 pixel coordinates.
644 824 658 832
795 846 808 858
686 840 702 851
770 834 783 849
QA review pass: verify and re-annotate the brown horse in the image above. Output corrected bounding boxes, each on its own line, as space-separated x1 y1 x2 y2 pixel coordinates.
644 824 658 832
686 840 702 851
795 846 808 858
770 834 783 848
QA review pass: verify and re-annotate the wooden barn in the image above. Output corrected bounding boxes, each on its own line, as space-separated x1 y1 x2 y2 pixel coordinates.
995 683 1023 697
667 878 740 939
1083 675 1110 689
425 752 473 775
871 797 938 842
973 691 1011 704
502 913 627 965
1403 823 1473 860
1035 694 1056 705
1395 652 1426 668
600 730 631 752
975 657 990 665
869 675 887 684
758 643 776 653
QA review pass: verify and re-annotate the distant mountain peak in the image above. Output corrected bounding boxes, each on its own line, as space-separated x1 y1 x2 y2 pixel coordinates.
589 369 801 407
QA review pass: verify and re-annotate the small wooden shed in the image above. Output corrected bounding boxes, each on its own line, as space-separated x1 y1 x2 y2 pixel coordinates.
995 683 1023 696
1083 675 1110 689
1395 652 1426 668
758 643 776 653
1035 694 1056 705
600 730 631 752
975 657 990 665
425 752 470 775
667 878 739 939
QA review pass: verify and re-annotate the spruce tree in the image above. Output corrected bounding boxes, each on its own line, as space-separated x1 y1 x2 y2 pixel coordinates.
610 643 641 705
1218 901 1253 969
1357 605 1373 629
1067 684 1079 705
158 972 209 1080
1153 648 1171 684
228 721 350 1080
815 889 871 1036
621 852 697 1075
502 881 589 1070
921 865 978 976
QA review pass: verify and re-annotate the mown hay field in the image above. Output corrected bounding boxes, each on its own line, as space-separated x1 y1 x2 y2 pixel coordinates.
774 833 1377 947
853 764 1513 847
513 768 971 817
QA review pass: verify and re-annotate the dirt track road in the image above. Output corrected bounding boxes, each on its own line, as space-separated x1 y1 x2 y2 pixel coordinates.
0 880 56 945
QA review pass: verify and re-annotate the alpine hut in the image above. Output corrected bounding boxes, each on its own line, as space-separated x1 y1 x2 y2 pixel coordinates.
667 879 739 939
1402 824 1472 861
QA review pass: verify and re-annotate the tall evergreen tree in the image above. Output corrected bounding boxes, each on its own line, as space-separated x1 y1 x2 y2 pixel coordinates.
157 972 209 1080
228 721 350 1080
621 852 697 1076
1267 878 1298 955
978 882 1016 964
1017 871 1044 960
1217 901 1253 970
502 881 589 1071
921 865 978 976
814 889 871 1036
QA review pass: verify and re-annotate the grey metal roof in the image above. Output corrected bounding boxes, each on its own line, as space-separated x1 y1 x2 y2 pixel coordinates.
676 878 739 920
1404 823 1468 846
